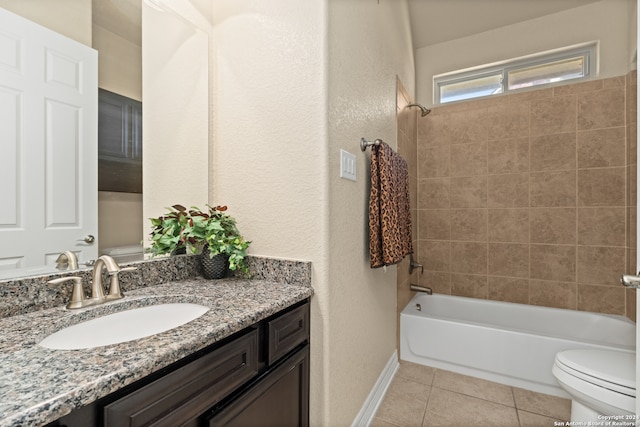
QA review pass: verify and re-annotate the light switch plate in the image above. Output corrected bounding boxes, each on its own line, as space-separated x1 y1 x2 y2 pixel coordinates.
340 149 356 181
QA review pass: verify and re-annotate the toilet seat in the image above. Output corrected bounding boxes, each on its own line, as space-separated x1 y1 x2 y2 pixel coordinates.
553 349 636 416
555 349 635 397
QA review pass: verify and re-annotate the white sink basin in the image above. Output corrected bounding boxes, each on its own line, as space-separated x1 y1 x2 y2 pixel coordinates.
39 303 210 350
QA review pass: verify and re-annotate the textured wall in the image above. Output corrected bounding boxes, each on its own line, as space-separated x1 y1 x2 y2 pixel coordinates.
415 75 637 318
0 0 92 46
213 0 414 424
327 1 414 424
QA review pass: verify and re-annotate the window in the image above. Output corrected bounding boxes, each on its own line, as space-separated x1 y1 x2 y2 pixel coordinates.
434 42 597 104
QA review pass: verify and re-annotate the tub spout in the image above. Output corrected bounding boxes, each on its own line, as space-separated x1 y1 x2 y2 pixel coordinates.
410 284 432 294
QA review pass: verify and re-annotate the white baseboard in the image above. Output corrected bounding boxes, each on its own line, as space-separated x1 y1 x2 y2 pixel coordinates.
351 350 399 427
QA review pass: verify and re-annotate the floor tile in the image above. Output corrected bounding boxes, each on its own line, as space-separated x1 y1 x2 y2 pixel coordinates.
375 377 430 427
518 409 566 427
432 369 515 406
422 387 520 427
370 417 401 427
397 361 436 386
512 387 571 420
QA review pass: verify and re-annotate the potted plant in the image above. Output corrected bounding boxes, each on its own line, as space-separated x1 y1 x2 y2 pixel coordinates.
148 204 251 278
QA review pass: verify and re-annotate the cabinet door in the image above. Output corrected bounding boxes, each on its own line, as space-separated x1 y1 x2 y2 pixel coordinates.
267 303 309 365
104 329 258 427
208 345 309 427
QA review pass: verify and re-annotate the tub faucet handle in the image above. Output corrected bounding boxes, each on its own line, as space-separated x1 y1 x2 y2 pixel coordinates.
409 255 423 275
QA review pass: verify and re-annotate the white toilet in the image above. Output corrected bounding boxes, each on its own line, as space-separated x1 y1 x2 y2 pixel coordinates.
552 348 636 422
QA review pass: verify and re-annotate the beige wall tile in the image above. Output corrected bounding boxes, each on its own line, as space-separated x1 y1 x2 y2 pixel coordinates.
530 95 576 136
602 76 626 88
418 145 450 178
419 240 450 272
626 288 636 322
447 109 489 144
578 284 626 315
450 176 487 208
488 243 529 278
508 88 553 103
577 246 626 286
487 137 529 174
487 101 529 141
487 173 529 208
450 141 487 176
530 133 576 171
488 276 529 304
577 87 625 130
530 244 576 282
577 127 626 168
629 164 637 206
530 208 576 244
450 209 487 241
553 79 603 95
420 271 451 294
488 209 529 243
420 113 448 146
577 207 626 246
628 123 637 165
530 170 576 207
529 280 577 309
450 241 487 274
419 178 449 209
420 108 489 146
628 206 636 250
577 167 625 207
419 209 451 241
412 74 632 318
451 273 488 298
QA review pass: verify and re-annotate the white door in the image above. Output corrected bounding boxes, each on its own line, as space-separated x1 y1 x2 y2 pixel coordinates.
0 7 98 271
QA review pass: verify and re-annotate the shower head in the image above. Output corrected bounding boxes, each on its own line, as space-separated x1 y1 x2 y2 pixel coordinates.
406 103 431 117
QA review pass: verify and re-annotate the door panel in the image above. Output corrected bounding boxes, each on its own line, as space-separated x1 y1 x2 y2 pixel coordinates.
0 7 98 271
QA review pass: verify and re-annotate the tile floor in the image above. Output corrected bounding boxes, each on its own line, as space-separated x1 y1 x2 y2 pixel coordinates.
372 361 571 427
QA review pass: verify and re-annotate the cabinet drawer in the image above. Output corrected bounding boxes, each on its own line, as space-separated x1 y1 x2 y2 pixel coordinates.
104 329 258 427
268 303 309 365
207 345 310 427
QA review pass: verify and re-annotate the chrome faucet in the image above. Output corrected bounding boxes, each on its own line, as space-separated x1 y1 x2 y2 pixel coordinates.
55 251 79 270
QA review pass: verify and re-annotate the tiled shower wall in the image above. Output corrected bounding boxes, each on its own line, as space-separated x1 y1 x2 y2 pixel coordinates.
413 73 637 318
396 79 419 335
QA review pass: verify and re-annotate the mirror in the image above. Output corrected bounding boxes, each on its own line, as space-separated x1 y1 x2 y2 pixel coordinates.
0 0 211 280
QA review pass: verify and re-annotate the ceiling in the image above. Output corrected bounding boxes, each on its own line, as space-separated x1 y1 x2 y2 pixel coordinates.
92 0 141 45
408 0 603 49
94 0 606 53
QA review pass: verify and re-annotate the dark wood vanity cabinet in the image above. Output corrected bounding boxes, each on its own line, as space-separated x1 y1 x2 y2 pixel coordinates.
49 300 310 427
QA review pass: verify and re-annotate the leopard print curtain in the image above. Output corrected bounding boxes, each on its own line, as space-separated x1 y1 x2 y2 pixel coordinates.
368 141 413 268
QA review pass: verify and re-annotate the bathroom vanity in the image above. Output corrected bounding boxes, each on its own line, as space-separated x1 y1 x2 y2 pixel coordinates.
0 259 313 427
48 299 310 427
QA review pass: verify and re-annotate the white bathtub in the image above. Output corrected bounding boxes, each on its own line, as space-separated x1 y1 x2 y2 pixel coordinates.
400 293 636 397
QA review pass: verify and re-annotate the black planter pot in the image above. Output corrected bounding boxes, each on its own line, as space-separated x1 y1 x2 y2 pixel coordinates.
200 252 229 279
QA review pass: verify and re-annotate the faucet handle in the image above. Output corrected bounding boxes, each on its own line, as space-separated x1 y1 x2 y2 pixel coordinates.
105 266 136 300
48 276 86 309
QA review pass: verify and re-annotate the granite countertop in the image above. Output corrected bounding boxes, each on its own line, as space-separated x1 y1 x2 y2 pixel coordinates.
0 277 314 427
